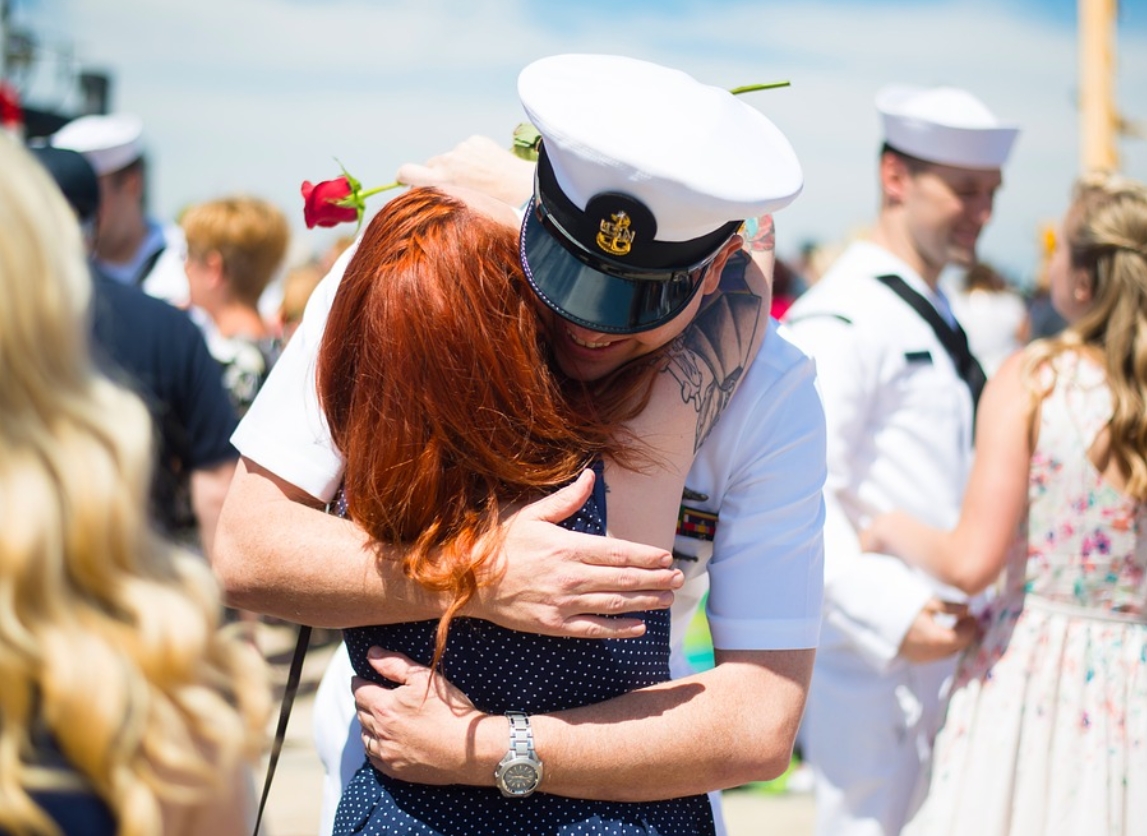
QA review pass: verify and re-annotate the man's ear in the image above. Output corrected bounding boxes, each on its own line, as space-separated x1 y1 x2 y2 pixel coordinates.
702 234 744 294
880 152 911 205
123 167 146 202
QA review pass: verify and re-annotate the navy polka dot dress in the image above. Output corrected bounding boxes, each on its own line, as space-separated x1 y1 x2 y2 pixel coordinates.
332 461 715 835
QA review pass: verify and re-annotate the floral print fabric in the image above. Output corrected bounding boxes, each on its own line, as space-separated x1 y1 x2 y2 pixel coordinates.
904 350 1147 836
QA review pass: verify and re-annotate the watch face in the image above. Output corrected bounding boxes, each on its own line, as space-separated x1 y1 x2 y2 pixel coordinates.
501 762 540 794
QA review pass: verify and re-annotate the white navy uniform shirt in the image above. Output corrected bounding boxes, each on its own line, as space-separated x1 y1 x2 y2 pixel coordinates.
783 239 976 836
785 240 974 668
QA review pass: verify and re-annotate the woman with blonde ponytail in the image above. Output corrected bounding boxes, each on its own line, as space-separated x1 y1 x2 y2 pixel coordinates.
863 171 1147 836
0 137 270 835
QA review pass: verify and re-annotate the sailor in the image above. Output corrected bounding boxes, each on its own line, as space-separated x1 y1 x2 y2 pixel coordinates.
51 112 190 305
215 52 825 836
785 84 1019 836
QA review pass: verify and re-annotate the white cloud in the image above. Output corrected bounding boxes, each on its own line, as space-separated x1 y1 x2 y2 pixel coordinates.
16 0 1147 282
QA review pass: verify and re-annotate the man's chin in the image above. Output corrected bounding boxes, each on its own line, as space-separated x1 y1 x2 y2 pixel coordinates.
554 355 603 382
552 345 630 383
947 245 976 268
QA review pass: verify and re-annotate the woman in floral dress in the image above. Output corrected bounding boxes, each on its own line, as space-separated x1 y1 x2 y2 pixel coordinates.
862 172 1147 836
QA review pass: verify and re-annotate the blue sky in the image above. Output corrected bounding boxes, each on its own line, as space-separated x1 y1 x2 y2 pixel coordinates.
11 0 1147 285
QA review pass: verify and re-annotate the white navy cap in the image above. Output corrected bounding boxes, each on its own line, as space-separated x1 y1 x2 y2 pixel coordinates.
50 113 145 176
877 84 1018 170
517 53 803 334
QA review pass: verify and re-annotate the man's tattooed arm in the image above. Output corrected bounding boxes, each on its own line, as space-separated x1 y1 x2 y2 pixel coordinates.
601 218 773 550
664 215 774 451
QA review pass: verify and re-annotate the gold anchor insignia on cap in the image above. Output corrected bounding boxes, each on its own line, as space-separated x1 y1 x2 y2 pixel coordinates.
596 211 635 256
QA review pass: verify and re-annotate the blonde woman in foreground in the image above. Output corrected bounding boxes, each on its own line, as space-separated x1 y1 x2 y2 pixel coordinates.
0 138 270 834
864 172 1147 835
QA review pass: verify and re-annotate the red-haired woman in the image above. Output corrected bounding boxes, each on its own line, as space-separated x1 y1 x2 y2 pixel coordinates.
316 186 768 835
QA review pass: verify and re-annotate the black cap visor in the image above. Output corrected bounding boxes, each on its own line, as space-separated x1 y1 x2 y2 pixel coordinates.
521 199 720 334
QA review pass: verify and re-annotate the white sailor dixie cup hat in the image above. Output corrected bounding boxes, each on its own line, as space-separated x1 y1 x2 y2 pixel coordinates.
876 85 1018 170
518 53 803 334
50 113 145 177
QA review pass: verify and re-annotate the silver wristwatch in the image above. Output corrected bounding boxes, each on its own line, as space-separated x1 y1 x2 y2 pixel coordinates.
494 711 543 798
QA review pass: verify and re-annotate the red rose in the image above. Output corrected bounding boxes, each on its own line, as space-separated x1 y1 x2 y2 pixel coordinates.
301 176 360 229
0 81 23 130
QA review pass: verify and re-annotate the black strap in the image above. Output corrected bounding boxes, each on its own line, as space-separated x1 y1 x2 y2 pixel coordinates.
876 274 987 415
134 244 166 287
253 623 311 836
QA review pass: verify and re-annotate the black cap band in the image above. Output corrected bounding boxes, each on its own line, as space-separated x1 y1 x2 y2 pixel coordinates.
536 146 740 271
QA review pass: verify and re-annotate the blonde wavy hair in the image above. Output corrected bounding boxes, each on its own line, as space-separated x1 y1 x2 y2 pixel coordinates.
0 138 270 833
1027 171 1147 500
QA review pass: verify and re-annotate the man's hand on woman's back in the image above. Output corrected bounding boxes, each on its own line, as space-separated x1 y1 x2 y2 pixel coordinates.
466 468 684 639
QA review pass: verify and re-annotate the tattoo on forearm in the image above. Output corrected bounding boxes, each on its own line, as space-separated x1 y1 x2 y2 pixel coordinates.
665 251 762 451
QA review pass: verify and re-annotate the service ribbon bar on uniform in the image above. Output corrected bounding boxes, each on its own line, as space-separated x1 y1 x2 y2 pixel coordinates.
677 506 718 541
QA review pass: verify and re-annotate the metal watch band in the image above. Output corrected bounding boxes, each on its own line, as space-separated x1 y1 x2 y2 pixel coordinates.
506 711 535 757
495 711 543 798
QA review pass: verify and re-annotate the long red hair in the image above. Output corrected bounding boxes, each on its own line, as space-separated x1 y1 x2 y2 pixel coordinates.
317 188 648 663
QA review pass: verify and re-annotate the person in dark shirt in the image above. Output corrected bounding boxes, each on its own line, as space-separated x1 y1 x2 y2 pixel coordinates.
89 273 239 550
28 144 238 559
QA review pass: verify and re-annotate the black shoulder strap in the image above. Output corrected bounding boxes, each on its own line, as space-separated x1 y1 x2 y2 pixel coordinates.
253 623 311 836
134 244 166 287
875 274 987 415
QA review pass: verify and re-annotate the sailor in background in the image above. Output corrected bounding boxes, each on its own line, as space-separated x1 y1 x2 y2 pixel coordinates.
784 85 1019 836
50 112 190 306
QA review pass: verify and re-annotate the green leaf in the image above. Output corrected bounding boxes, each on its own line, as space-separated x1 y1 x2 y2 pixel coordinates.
511 122 542 162
334 157 363 192
729 81 791 95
